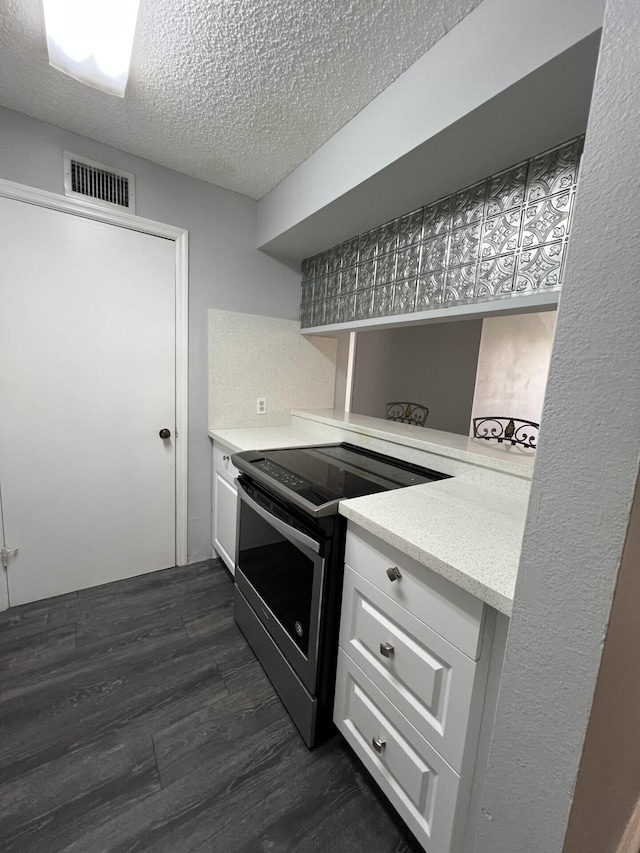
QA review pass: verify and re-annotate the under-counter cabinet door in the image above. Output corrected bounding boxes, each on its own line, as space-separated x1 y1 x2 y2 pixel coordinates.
212 442 240 575
340 566 477 772
213 473 237 574
335 649 460 853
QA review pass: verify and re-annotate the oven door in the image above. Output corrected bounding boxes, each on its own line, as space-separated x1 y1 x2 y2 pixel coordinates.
235 477 327 694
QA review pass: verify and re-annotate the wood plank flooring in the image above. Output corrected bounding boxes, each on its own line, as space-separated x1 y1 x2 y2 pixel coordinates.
0 560 421 852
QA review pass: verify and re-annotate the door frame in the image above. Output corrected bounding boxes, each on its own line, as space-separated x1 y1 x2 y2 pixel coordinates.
0 177 189 566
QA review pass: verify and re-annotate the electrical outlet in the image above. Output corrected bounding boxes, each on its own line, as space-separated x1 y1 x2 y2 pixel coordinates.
256 397 267 415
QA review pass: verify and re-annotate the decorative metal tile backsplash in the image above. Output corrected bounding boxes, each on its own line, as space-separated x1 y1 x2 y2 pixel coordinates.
299 136 583 329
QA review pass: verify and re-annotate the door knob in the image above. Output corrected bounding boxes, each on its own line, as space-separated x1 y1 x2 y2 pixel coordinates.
159 428 171 439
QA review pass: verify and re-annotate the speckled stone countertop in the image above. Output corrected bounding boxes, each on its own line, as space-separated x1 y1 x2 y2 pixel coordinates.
339 477 528 615
208 424 323 453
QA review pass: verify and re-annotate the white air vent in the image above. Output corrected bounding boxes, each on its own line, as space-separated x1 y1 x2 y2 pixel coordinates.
63 152 135 213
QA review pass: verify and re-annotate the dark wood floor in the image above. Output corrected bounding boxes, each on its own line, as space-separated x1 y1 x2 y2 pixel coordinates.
0 559 421 852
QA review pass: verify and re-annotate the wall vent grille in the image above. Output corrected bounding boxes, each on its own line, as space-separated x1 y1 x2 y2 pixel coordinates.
63 152 136 213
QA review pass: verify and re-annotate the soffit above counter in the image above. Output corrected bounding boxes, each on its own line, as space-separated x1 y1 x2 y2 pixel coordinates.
257 0 603 266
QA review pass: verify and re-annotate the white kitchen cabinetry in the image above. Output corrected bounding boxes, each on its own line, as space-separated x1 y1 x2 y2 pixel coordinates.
334 525 497 853
212 441 240 575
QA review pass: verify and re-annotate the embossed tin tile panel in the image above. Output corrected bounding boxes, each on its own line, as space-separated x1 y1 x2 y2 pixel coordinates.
326 248 341 275
521 191 573 247
395 243 421 281
397 209 424 248
342 238 359 269
486 162 528 216
340 265 357 293
515 241 566 292
371 284 395 316
477 253 517 297
356 262 375 290
421 234 449 272
313 277 327 301
423 197 452 238
416 271 445 310
337 292 355 321
376 251 396 285
300 301 313 327
444 263 477 304
358 229 378 263
449 222 481 267
324 297 340 325
299 135 582 328
393 279 417 314
378 221 399 256
527 137 582 202
452 180 487 228
311 299 326 327
481 208 522 259
326 272 340 300
354 288 374 319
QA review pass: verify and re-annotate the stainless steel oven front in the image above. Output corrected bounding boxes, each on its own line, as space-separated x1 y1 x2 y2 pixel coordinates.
234 475 344 747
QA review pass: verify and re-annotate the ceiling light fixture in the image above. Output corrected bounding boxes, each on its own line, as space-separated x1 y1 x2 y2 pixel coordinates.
43 0 140 97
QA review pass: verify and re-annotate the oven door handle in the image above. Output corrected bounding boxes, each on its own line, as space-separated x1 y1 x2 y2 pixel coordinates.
237 481 321 555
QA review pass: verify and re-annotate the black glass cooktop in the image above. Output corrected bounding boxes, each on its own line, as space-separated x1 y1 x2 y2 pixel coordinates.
233 443 448 512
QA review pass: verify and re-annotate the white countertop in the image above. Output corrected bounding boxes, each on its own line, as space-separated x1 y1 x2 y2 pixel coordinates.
208 424 320 453
209 412 529 615
339 477 527 615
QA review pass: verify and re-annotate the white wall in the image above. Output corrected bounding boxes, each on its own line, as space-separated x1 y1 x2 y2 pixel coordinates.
470 311 556 429
351 321 483 434
473 0 640 849
0 106 300 562
208 309 337 429
332 332 351 411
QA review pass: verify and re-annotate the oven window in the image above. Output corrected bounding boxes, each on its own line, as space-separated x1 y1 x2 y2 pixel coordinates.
238 504 315 656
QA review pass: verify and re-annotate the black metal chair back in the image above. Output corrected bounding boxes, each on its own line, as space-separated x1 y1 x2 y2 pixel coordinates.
473 416 539 449
386 402 429 427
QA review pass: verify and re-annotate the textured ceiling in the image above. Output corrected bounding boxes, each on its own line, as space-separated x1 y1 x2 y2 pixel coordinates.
0 0 484 199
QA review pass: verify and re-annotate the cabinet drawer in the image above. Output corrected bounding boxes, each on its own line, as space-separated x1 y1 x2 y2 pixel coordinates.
213 441 240 484
334 649 459 853
345 526 484 659
340 566 476 772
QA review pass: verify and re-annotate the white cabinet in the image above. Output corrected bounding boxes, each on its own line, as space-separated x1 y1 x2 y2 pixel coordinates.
334 525 496 853
212 441 240 575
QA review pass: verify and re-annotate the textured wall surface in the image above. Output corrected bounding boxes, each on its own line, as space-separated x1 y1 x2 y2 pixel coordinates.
208 309 337 429
470 311 556 429
351 322 483 435
473 0 640 850
0 107 300 562
0 0 482 199
563 476 640 853
300 137 581 328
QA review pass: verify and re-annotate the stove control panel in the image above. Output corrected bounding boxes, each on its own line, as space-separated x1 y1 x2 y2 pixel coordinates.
253 459 308 491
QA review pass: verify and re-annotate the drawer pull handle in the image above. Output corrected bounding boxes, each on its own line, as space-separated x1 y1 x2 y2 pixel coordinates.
386 566 402 582
379 642 394 658
372 736 386 753
222 455 229 461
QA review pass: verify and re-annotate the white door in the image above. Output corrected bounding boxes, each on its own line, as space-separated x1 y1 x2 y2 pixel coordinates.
0 196 177 606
